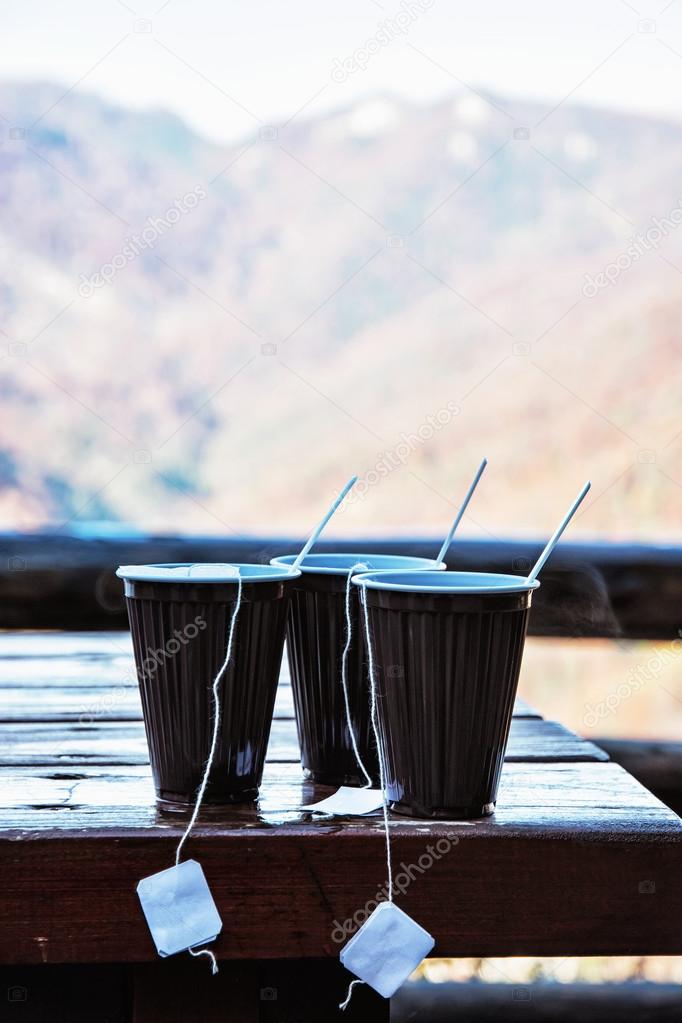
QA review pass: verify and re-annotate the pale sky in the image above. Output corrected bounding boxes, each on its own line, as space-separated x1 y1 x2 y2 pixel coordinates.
4 0 682 143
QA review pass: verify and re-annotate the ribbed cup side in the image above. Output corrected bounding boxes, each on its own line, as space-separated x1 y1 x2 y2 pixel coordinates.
125 591 289 803
365 601 531 817
285 583 379 785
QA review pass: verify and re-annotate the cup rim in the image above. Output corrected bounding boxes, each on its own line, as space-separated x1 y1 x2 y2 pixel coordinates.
352 570 541 595
270 553 446 576
116 562 301 583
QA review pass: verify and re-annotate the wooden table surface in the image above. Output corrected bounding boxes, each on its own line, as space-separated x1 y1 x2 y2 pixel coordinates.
1 631 681 967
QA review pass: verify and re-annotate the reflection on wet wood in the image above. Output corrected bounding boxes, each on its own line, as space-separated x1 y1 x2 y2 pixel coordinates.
0 717 605 766
0 761 676 835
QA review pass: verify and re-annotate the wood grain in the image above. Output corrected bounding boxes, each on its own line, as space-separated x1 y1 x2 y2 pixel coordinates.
0 684 296 722
0 633 539 719
0 716 606 767
0 684 537 722
1 631 679 967
0 761 676 835
1 762 680 963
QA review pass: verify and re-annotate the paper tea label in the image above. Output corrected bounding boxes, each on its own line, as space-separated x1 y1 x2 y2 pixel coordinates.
302 786 383 816
340 902 435 999
137 859 222 958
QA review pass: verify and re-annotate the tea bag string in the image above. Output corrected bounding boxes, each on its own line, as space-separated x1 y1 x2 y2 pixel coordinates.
340 588 394 1011
173 577 244 976
175 575 244 867
360 585 393 900
341 563 373 788
189 946 219 974
339 979 366 1011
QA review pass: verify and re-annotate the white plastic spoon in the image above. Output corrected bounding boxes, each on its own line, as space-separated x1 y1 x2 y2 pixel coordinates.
291 476 358 571
435 458 488 566
526 481 591 583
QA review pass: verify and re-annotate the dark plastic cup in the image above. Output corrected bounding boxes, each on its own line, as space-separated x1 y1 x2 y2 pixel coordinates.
353 570 539 818
116 563 300 805
270 554 445 786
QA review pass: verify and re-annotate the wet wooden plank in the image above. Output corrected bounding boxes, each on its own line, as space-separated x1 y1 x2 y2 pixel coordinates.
0 684 296 722
0 760 679 963
0 716 605 767
0 719 299 765
8 630 661 969
0 631 286 668
0 651 289 687
0 684 535 722
0 686 143 721
0 657 134 686
0 761 674 835
0 632 133 658
0 634 540 730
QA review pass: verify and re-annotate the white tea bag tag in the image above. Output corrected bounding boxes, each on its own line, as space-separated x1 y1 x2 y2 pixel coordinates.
186 563 240 579
302 786 383 816
137 859 222 958
340 902 435 999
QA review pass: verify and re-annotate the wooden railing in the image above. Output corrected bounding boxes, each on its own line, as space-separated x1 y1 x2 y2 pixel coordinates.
0 532 679 637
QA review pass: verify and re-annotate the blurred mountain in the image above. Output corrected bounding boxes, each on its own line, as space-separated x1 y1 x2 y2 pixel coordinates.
0 81 680 538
